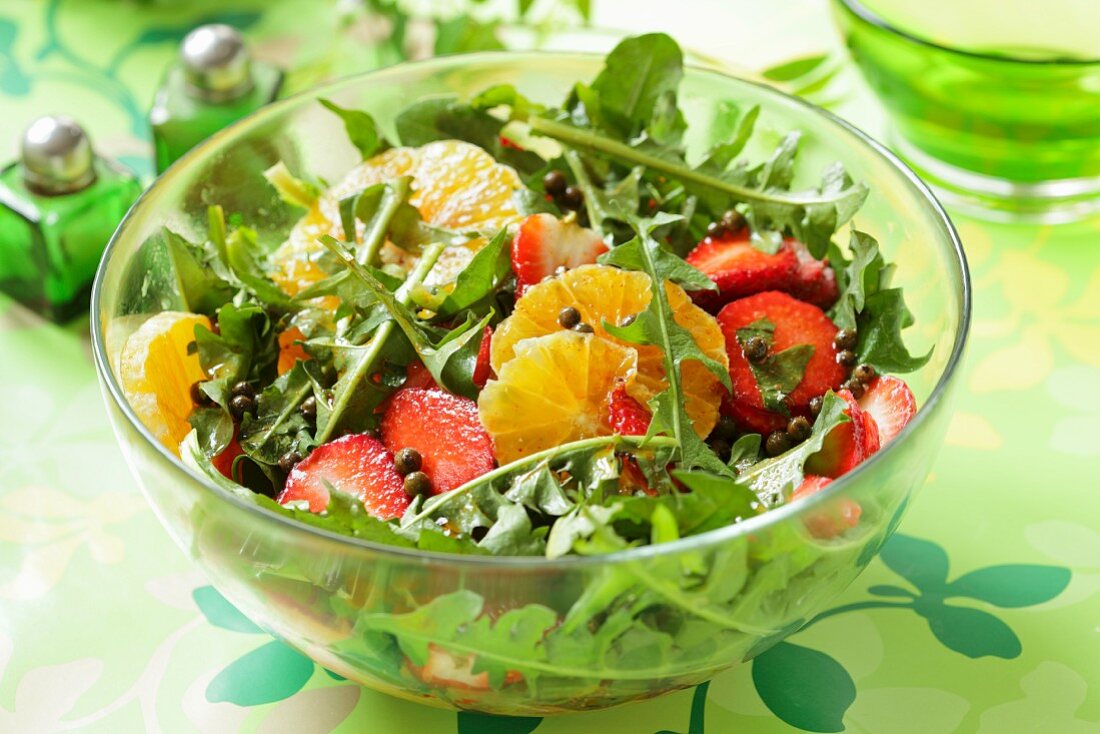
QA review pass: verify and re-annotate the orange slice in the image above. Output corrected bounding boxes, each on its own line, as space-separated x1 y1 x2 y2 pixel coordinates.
119 311 210 453
272 140 524 295
491 264 728 439
478 331 638 464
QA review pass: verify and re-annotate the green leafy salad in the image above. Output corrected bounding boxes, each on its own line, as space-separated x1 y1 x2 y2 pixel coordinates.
139 33 929 562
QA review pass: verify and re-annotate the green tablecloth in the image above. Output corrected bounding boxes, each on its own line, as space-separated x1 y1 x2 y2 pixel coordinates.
1 1 1097 731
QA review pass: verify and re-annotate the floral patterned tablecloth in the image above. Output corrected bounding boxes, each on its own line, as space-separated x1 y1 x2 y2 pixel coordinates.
1 1 1098 732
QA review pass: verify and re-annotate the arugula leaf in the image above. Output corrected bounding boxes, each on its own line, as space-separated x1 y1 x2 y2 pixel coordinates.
738 390 850 506
828 229 885 331
433 228 512 318
735 318 814 414
590 33 684 137
700 104 759 172
193 302 276 388
597 217 730 473
619 471 762 537
857 288 932 373
825 229 930 372
728 433 762 472
163 228 235 316
319 236 488 399
433 14 505 56
239 361 322 466
224 226 297 310
524 116 867 254
319 98 384 159
263 161 320 209
361 591 559 689
546 504 623 559
315 242 443 442
188 405 235 460
400 435 676 554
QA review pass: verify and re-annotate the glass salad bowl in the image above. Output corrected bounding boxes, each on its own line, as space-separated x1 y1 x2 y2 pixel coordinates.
91 52 969 715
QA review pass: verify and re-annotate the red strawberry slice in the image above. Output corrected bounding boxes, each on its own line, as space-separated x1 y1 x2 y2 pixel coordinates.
278 434 409 519
685 231 799 311
791 475 862 538
805 389 881 478
783 240 839 309
720 396 789 436
607 383 651 436
473 326 493 389
858 375 917 445
381 388 495 494
716 291 847 434
511 213 608 295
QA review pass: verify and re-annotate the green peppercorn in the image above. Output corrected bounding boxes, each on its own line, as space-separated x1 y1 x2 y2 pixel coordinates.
720 209 744 232
835 329 858 350
543 170 567 197
853 363 876 384
786 415 812 443
190 381 212 407
299 395 317 422
706 221 725 238
844 379 867 399
394 447 422 476
229 394 256 420
836 349 857 367
278 450 303 474
573 322 595 334
712 414 738 442
744 335 769 363
560 185 584 210
230 381 256 400
808 395 824 416
765 431 792 457
557 306 581 329
403 471 432 498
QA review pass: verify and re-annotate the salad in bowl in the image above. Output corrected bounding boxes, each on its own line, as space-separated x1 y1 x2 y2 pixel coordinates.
95 34 967 713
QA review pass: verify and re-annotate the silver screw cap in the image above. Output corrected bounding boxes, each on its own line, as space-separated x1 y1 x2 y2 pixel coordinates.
20 115 96 195
181 24 254 102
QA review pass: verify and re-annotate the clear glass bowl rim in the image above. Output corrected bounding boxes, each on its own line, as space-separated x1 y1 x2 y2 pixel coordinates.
90 49 972 570
834 0 1100 66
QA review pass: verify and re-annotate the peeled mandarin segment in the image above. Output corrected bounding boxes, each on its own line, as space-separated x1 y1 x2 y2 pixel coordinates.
119 311 210 454
490 264 728 439
271 140 523 295
478 331 638 464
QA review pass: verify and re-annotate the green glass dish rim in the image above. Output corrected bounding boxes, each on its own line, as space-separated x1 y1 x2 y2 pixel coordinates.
89 50 972 570
834 0 1100 66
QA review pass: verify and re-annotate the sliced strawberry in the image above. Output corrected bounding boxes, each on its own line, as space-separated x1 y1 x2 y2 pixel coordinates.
472 326 493 390
805 389 880 478
211 434 243 480
791 475 862 539
783 240 839 309
607 383 651 436
511 213 608 295
685 231 799 311
381 388 495 494
278 434 409 519
858 375 916 445
403 361 439 392
717 291 847 433
408 646 524 692
720 396 789 436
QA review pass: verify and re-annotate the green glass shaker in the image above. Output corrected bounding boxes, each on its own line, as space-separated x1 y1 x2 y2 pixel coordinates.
0 116 142 322
149 24 283 173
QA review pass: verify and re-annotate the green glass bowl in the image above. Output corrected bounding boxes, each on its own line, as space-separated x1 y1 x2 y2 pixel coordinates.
90 52 970 715
832 0 1100 222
